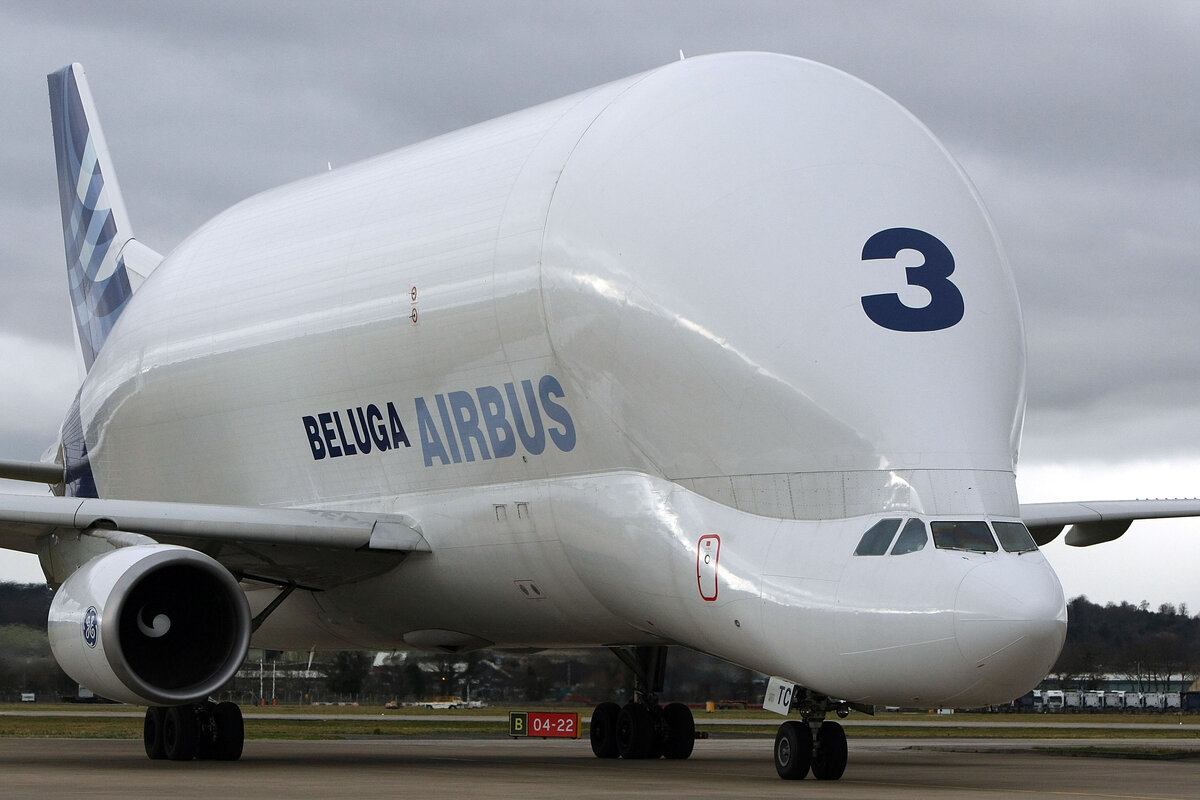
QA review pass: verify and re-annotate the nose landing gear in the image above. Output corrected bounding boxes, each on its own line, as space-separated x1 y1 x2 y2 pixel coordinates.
774 717 848 780
773 721 811 779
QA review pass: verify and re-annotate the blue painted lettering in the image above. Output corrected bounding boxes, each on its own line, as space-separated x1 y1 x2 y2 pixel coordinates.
303 416 325 460
367 404 389 451
387 402 411 449
348 408 372 454
333 411 356 456
506 380 546 456
539 375 576 452
477 385 516 458
434 394 463 463
301 376 573 467
448 390 490 462
415 397 451 467
860 228 963 332
318 412 343 458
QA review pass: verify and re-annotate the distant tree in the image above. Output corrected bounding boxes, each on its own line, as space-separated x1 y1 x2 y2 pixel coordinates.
325 651 371 697
520 658 558 701
522 665 541 701
0 583 53 627
0 624 75 698
1054 595 1200 691
405 661 427 699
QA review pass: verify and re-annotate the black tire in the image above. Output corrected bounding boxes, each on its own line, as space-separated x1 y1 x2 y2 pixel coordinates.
773 720 811 780
213 702 245 761
616 703 653 759
811 720 847 780
164 705 199 761
196 701 218 760
143 707 166 760
646 720 664 760
589 702 621 758
662 702 695 760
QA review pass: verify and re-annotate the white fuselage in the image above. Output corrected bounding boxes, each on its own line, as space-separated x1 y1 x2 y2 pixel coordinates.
69 53 1065 707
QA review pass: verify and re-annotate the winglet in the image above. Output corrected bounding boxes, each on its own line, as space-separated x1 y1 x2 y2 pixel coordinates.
48 64 161 371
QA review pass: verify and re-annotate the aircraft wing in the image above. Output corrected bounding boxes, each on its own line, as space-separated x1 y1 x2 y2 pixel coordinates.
1021 499 1200 547
0 491 429 589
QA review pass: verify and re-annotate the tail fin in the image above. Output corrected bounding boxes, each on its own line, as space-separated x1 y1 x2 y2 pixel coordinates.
48 64 161 371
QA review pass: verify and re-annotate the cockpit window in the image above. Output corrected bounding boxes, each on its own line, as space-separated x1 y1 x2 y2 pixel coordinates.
854 518 901 556
931 521 998 553
890 518 928 555
994 521 1039 553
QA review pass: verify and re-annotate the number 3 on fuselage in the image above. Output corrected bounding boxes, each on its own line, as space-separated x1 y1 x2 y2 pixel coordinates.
860 227 964 332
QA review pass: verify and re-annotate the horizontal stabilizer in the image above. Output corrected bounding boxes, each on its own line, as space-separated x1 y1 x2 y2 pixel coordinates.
0 459 65 485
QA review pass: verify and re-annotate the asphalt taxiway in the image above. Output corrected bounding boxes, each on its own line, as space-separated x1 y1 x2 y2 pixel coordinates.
2 736 1198 800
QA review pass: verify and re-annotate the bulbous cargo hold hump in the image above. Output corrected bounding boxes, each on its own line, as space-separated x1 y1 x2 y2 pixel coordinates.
76 54 1023 515
541 52 1026 486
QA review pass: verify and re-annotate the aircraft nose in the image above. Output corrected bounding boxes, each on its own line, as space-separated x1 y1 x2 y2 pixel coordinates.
953 558 1067 703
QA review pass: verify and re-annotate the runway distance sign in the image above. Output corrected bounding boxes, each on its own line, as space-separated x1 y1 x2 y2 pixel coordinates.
508 711 581 739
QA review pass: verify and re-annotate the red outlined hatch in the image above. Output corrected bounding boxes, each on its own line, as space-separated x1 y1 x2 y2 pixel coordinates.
697 534 720 601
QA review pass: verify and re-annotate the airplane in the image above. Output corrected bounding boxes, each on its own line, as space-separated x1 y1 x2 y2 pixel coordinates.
0 51 1197 779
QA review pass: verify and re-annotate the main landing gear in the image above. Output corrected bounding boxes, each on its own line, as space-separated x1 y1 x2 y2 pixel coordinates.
589 646 696 760
143 701 244 761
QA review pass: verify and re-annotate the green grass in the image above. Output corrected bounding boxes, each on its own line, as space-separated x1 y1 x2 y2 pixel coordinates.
245 719 504 740
834 726 1196 740
0 716 142 739
1034 746 1200 760
0 704 1196 742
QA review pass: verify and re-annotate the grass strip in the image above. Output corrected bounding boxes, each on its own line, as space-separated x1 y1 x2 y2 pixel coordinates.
0 716 506 741
1 716 1198 742
698 724 1200 740
1034 746 1200 760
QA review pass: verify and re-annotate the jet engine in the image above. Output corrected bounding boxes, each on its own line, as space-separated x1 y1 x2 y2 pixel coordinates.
48 544 250 706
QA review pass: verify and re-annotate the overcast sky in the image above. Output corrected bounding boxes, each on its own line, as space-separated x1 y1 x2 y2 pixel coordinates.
0 1 1197 610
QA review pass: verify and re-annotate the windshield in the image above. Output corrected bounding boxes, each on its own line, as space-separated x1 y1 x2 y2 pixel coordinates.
854 518 901 555
890 518 928 555
993 521 1039 553
931 521 997 553
854 518 1033 557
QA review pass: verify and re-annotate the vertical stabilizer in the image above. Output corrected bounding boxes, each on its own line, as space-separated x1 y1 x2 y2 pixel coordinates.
48 64 161 372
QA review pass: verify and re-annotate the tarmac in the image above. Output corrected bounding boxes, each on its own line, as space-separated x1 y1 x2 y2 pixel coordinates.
2 735 1198 800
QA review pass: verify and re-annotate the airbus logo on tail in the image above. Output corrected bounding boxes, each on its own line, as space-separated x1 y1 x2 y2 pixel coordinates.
302 375 576 467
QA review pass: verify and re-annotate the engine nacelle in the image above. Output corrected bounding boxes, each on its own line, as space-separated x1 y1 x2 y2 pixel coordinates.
48 544 251 706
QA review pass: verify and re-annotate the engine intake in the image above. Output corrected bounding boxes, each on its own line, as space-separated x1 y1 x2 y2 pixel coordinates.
48 544 250 706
